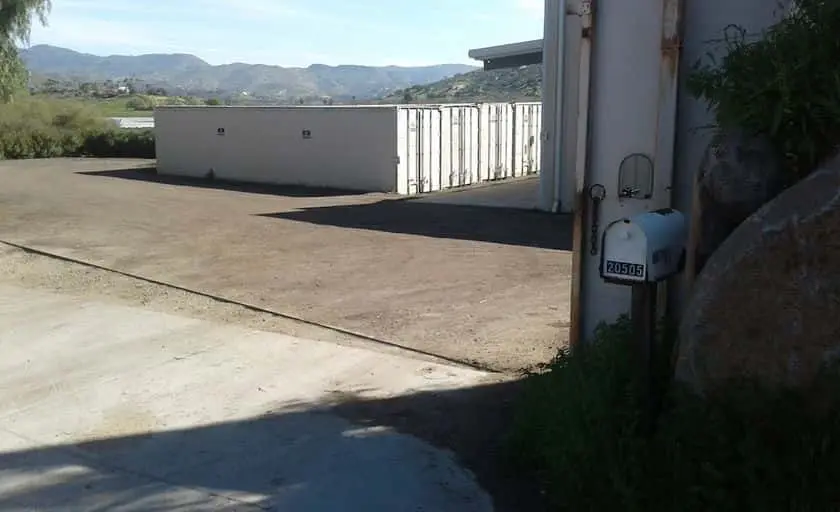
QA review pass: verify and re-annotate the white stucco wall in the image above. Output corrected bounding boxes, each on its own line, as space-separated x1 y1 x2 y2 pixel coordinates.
670 0 792 314
577 0 677 338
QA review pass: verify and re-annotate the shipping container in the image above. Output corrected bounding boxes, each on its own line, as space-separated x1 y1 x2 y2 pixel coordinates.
396 107 442 195
155 105 401 192
512 102 542 176
478 103 514 181
155 102 541 195
439 104 481 189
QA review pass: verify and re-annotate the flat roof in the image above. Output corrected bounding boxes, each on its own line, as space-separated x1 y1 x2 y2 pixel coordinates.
468 39 544 70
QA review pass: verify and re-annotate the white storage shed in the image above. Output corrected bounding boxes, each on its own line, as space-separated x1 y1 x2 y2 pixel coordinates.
154 103 541 194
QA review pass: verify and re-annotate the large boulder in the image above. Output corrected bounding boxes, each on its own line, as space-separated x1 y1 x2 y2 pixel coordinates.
677 154 840 392
694 130 787 272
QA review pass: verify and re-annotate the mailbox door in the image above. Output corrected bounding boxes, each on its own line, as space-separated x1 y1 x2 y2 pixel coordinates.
600 220 647 283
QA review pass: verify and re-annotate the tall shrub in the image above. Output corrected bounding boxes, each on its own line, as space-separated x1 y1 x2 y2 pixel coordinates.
688 0 840 178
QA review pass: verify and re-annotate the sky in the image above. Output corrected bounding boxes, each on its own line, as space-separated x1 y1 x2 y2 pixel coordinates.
27 0 544 67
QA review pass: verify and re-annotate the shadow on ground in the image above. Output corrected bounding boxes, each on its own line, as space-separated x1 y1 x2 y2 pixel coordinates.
0 380 545 512
259 202 574 250
77 168 370 198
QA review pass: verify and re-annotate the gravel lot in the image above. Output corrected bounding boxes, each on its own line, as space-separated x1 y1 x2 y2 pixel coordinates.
0 158 573 371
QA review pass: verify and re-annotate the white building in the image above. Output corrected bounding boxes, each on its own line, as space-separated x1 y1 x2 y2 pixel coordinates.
467 0 790 343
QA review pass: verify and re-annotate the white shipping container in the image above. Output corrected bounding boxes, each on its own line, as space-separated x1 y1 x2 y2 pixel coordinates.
155 106 401 192
478 103 514 181
439 105 482 189
396 107 442 194
512 102 542 177
155 102 541 195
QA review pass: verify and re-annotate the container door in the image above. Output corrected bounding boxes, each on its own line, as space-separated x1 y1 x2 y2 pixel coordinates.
439 107 454 190
451 106 475 188
406 108 422 194
466 105 480 185
517 103 541 176
399 108 440 194
532 103 542 174
483 103 513 181
492 104 504 180
427 108 442 193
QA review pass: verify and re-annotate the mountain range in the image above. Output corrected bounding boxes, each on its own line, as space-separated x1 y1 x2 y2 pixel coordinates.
20 45 478 100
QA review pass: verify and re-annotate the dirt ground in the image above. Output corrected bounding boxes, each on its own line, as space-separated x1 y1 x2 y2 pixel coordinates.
0 158 573 372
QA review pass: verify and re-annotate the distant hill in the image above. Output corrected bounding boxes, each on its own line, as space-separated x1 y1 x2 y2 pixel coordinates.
383 64 542 103
20 45 478 100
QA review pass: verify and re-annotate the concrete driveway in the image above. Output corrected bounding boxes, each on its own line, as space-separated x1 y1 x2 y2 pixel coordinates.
0 284 495 511
0 158 572 371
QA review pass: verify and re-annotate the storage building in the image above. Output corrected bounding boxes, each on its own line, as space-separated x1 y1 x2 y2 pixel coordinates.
154 103 541 194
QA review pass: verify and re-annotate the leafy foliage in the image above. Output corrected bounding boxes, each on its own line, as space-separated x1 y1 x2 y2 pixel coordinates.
509 316 840 511
0 97 154 159
0 38 26 102
0 0 51 41
687 0 840 177
0 0 51 102
507 316 647 510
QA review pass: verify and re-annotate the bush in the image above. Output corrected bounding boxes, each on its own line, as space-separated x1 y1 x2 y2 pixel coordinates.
125 95 156 111
687 0 840 178
509 316 840 511
508 316 649 511
80 129 155 158
0 97 155 160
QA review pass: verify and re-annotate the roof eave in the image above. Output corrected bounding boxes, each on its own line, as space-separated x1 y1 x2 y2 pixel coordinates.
468 39 544 70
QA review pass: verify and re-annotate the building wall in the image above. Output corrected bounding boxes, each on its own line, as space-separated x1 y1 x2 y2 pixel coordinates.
671 0 792 313
157 103 542 196
155 106 400 192
577 0 675 338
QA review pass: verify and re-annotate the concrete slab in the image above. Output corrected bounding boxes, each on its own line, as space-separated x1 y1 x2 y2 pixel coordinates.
0 159 572 371
409 176 540 210
0 285 494 511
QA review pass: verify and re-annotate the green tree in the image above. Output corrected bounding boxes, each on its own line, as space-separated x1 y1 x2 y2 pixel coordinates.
0 0 51 102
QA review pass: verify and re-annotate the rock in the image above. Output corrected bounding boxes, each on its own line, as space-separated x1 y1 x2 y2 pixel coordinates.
694 130 787 272
677 153 840 393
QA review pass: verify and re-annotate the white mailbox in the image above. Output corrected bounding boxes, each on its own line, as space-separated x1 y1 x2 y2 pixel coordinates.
600 208 687 284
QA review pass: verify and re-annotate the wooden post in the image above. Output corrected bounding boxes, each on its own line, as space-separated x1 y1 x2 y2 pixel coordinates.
631 281 657 435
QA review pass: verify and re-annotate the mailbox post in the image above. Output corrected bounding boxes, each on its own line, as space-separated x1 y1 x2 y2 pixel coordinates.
600 208 687 432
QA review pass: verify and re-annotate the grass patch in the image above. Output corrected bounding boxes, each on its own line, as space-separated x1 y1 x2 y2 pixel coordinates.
0 97 154 160
86 94 207 117
509 316 840 511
